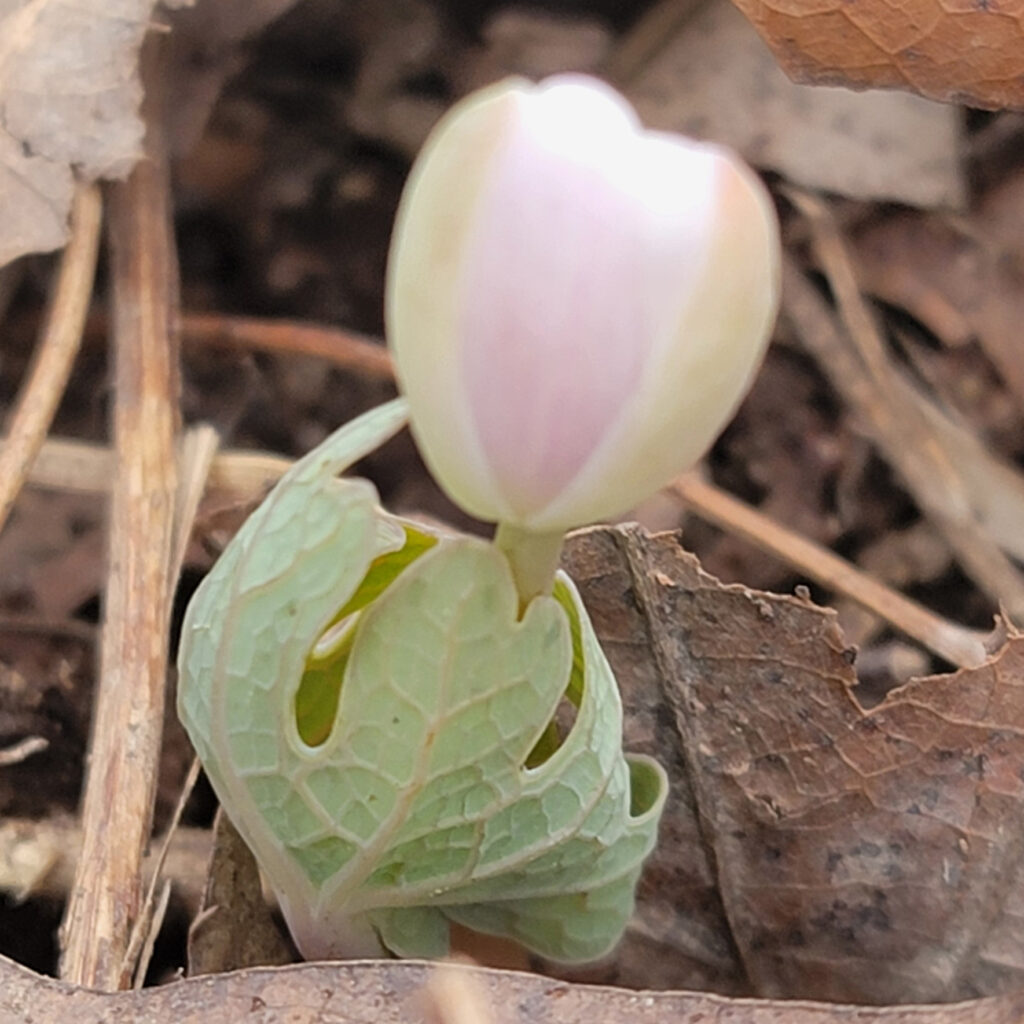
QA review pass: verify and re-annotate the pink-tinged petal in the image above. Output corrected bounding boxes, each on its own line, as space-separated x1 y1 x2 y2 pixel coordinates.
387 75 780 531
457 79 719 521
533 143 779 531
386 79 524 523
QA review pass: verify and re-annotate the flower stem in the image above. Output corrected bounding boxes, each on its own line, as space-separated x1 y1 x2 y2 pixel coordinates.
494 523 565 608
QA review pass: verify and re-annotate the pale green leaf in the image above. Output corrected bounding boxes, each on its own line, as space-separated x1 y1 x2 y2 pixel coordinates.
178 399 667 963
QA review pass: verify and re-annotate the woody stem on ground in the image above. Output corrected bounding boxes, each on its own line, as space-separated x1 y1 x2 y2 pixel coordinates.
58 35 181 991
0 183 102 536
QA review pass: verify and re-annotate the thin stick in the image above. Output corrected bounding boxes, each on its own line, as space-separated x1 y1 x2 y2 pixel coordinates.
183 312 396 382
132 881 171 990
672 473 988 669
16 427 991 667
27 434 290 500
782 212 1024 622
117 427 216 986
0 183 102 534
0 736 48 767
123 758 201 987
172 424 221 573
59 40 181 990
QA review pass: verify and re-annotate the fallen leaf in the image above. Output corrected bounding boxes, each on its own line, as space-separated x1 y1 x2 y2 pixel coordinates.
729 0 1024 111
625 0 964 208
0 131 72 268
3 949 1024 1022
565 525 1024 1004
561 527 744 994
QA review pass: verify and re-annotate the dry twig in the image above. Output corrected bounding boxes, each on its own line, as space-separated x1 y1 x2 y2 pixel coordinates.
0 736 49 768
183 312 396 382
673 473 988 668
783 190 1024 621
0 183 102 534
58 41 182 990
123 758 202 988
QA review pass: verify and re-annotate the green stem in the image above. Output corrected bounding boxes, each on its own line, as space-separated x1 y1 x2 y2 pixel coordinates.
494 523 565 609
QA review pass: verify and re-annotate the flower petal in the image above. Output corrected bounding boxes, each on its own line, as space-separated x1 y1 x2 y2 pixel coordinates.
458 78 720 521
387 75 780 531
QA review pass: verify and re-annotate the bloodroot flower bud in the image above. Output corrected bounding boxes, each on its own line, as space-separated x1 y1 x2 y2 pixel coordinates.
387 74 780 534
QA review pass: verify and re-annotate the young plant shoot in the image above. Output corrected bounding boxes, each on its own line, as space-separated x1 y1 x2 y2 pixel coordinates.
178 75 779 962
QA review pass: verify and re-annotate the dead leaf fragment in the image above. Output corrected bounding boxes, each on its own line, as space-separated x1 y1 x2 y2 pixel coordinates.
0 0 299 267
566 526 1024 1004
3 950 1024 1023
0 131 71 266
0 0 156 264
853 171 1024 414
730 0 1024 111
563 527 745 993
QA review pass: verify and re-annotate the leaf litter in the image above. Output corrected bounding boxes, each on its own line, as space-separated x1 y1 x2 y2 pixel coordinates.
4 0 1024 1020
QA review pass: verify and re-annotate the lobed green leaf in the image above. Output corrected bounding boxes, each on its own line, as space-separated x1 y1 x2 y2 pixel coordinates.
178 400 667 963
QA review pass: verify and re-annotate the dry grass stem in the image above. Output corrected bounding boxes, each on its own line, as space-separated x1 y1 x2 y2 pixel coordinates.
121 758 201 987
25 434 291 500
58 44 182 990
0 183 102 535
173 425 221 573
889 368 1024 565
0 736 49 767
672 473 989 669
781 202 1024 623
133 881 172 989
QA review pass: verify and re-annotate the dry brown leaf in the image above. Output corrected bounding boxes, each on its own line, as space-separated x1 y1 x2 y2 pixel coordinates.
798 205 1024 567
564 526 1024 1004
729 0 1024 111
562 527 744 994
3 949 1024 1023
624 0 964 208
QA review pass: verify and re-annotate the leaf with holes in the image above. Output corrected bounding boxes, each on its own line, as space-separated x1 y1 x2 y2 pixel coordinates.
177 400 667 962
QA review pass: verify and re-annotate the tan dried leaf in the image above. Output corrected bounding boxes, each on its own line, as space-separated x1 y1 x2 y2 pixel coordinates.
730 0 1024 111
4 948 1024 1022
0 0 159 266
0 0 298 268
851 176 1024 412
